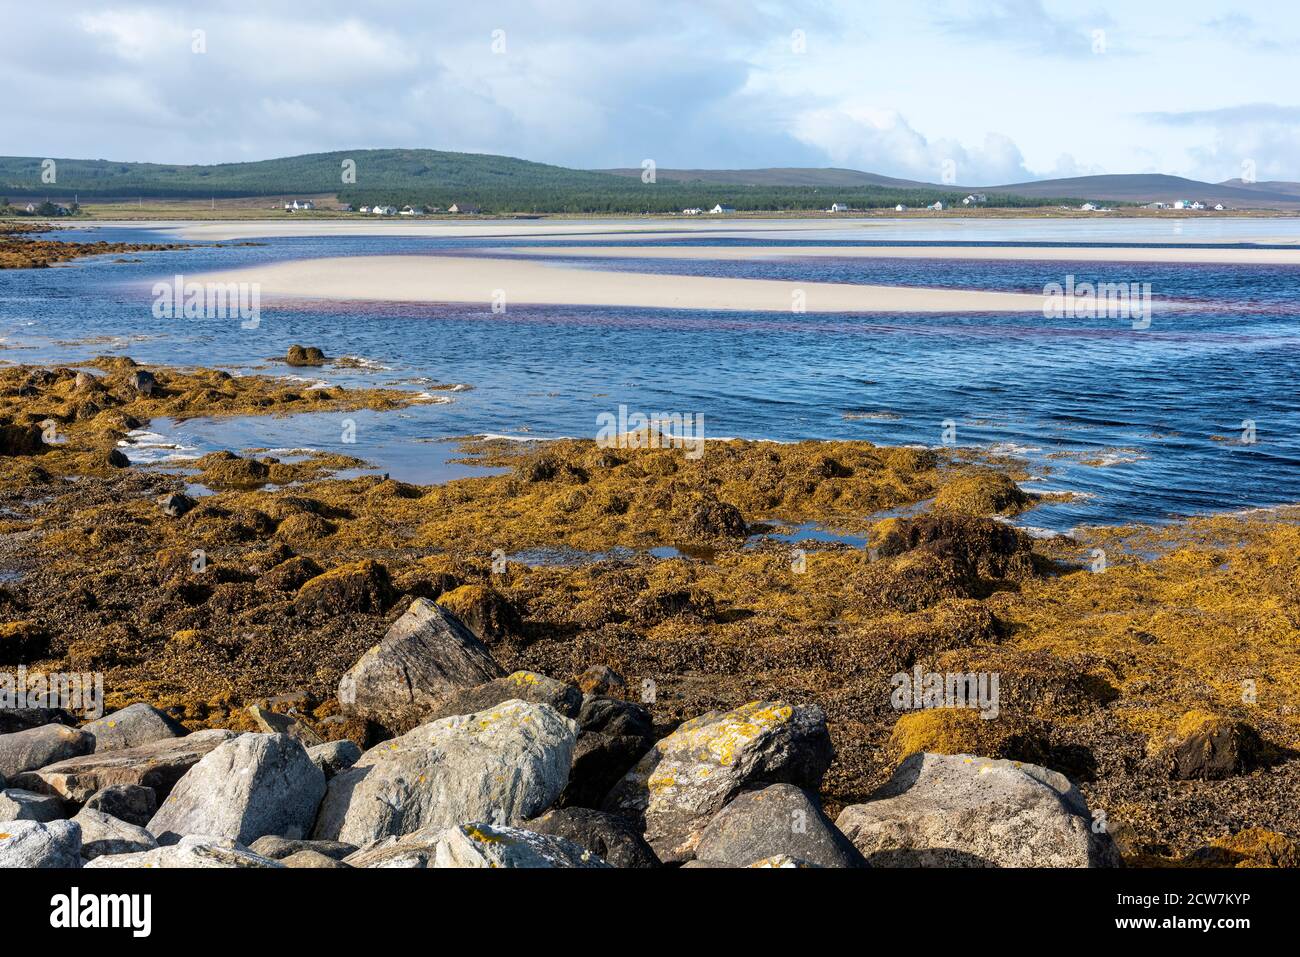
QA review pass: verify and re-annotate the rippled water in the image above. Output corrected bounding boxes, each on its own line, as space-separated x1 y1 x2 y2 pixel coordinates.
2 219 1297 532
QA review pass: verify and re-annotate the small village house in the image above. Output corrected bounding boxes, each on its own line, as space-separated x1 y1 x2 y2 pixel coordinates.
709 203 735 214
448 203 481 214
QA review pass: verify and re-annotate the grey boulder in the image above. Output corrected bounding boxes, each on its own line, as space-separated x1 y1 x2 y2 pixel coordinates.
603 701 834 863
148 733 325 846
248 836 356 861
313 699 575 846
835 753 1120 868
247 704 323 746
0 724 94 778
0 819 82 867
306 740 362 779
345 823 609 868
424 671 582 721
82 703 186 753
72 807 158 860
84 835 282 869
83 784 157 827
559 695 655 808
0 788 67 823
338 597 503 731
693 783 866 868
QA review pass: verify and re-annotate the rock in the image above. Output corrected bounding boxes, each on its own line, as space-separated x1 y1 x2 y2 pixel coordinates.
424 671 582 722
0 819 81 867
560 695 655 808
0 723 95 778
342 829 443 868
12 729 238 802
74 371 99 392
834 753 1119 868
434 584 522 643
0 423 44 456
148 733 326 846
0 619 50 663
524 807 659 868
313 700 576 846
0 788 67 822
158 492 196 517
694 784 866 868
285 344 327 366
677 496 747 540
83 703 186 753
84 835 283 868
295 559 395 616
248 836 356 861
129 370 157 395
83 784 157 827
1189 828 1300 868
260 555 324 592
306 740 362 779
0 708 76 736
283 849 351 868
433 823 610 868
338 597 503 731
603 701 833 863
72 807 157 860
247 704 323 746
576 665 626 697
106 448 131 468
684 853 822 868
1157 714 1268 781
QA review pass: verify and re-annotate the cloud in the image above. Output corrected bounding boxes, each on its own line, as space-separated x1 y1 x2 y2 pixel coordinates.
1141 103 1300 182
932 0 1112 57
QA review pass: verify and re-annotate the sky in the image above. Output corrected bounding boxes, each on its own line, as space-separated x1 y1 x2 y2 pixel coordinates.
2 0 1298 185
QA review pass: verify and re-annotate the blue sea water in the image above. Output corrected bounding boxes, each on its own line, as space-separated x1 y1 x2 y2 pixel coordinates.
1 219 1297 533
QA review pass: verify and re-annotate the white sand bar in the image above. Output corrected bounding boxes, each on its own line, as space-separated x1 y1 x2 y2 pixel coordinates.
197 254 1058 312
494 244 1300 266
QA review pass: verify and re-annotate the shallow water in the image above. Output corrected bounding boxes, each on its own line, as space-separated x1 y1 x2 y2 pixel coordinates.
2 218 1298 532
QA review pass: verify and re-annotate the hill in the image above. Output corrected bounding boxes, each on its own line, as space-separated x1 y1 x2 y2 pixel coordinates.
976 173 1300 208
598 166 933 189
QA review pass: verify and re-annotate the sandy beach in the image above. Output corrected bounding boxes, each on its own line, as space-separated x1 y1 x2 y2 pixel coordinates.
196 253 1058 312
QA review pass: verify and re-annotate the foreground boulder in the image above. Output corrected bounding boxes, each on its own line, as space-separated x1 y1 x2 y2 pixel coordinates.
0 819 81 867
83 784 157 826
247 704 323 746
424 671 582 722
1155 714 1269 781
314 700 575 846
13 729 238 802
345 823 609 868
338 597 504 731
84 835 283 869
72 808 158 860
524 807 659 868
603 701 833 863
82 703 186 753
306 740 362 779
560 695 655 808
693 784 866 868
835 753 1119 867
248 836 356 862
0 788 67 823
0 723 94 778
148 733 326 845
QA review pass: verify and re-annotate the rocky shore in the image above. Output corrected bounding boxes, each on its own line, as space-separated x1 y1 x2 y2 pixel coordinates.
0 222 191 269
1 356 1298 867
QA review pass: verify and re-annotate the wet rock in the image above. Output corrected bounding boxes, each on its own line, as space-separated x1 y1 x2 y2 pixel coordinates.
306 740 362 779
834 753 1119 867
84 835 283 869
13 729 238 802
338 597 503 731
0 723 95 778
560 695 655 808
295 559 395 616
285 344 327 367
424 671 582 722
313 700 576 846
248 835 356 861
148 733 326 846
247 704 323 746
129 370 157 395
158 492 196 517
694 784 866 868
576 665 626 697
603 701 834 863
1156 714 1268 781
72 807 157 860
435 584 522 644
83 784 157 827
83 703 186 753
0 819 81 867
524 807 659 868
0 788 67 822
433 823 609 868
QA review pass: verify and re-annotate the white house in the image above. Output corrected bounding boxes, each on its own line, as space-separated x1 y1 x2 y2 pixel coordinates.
929 201 945 211
1080 202 1099 211
372 205 397 215
1214 203 1225 211
895 204 907 212
828 202 849 213
962 193 987 206
1190 201 1205 210
283 199 315 211
358 205 371 214
709 204 736 214
682 207 703 215
399 205 423 216
448 203 481 214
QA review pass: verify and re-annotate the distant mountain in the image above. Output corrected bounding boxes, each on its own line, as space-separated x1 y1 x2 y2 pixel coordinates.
977 173 1300 208
1217 178 1300 200
598 166 933 189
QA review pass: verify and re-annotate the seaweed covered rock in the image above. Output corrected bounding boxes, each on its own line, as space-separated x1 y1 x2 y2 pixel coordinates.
435 584 522 644
0 619 51 663
603 701 833 863
874 513 1037 583
693 783 866 868
933 471 1031 516
1188 828 1300 868
338 597 503 731
1154 713 1269 781
314 700 576 846
675 496 747 541
148 733 326 846
294 559 395 616
259 554 324 592
835 753 1119 867
888 709 1051 766
285 344 327 367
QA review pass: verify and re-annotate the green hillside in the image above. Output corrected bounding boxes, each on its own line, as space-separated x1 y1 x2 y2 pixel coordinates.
0 148 1076 213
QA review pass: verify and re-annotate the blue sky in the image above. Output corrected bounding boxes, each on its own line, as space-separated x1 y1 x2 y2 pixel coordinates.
2 0 1297 184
